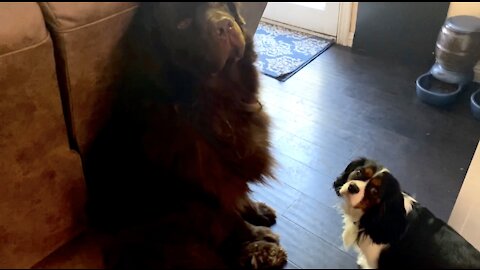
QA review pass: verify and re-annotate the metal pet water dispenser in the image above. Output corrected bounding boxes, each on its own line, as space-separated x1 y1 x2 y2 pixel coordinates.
416 15 480 109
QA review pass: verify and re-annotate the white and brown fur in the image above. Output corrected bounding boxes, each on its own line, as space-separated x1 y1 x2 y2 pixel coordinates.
333 158 480 269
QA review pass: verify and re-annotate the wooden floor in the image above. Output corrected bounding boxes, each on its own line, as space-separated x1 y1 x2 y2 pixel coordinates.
249 45 480 269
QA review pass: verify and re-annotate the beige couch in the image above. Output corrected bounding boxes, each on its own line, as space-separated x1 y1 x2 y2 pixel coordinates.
0 2 266 269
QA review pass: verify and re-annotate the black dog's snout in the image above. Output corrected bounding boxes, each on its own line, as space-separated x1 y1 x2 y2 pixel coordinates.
348 183 360 194
216 18 234 37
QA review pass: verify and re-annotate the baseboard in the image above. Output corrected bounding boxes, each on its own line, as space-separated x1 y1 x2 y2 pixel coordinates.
260 18 336 42
347 32 355 47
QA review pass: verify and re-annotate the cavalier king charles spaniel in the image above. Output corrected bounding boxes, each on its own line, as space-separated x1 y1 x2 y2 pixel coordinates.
333 158 480 269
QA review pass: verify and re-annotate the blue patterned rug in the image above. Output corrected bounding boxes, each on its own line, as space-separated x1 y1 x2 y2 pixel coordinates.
254 22 334 82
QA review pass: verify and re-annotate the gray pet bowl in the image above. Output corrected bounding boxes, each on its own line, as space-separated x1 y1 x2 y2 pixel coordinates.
471 90 480 120
416 73 464 106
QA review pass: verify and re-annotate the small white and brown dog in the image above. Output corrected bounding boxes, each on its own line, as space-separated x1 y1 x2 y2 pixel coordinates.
333 158 480 269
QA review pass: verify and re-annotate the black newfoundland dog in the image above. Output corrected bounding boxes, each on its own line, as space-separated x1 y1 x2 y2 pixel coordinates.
83 2 287 269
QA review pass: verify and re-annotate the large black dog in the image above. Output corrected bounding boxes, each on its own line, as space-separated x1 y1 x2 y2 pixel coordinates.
84 3 286 269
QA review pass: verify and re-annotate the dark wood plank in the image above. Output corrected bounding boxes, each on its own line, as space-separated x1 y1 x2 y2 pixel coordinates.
282 195 357 258
250 43 480 268
269 127 354 180
283 261 301 269
272 216 357 269
249 177 301 217
268 149 339 209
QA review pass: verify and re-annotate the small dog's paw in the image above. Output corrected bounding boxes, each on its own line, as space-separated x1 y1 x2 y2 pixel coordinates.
239 240 287 269
356 254 371 269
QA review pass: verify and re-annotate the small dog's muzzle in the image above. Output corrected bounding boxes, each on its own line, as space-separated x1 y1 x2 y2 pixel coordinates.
347 183 360 194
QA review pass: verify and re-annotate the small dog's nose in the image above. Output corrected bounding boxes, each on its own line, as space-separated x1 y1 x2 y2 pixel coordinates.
216 18 234 37
348 183 360 194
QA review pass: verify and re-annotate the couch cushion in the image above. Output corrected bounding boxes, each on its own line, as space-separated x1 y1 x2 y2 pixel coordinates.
0 3 48 55
32 230 107 269
39 2 138 154
39 2 137 32
0 4 86 268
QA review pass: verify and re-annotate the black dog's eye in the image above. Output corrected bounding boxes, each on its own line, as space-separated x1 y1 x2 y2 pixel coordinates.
354 169 362 178
370 187 378 195
177 18 193 30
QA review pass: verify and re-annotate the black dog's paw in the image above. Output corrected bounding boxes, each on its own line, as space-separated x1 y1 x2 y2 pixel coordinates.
239 240 287 269
243 201 277 227
249 224 280 244
255 202 277 226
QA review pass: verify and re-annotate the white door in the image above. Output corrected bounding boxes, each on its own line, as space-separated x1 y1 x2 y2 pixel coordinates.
261 2 340 37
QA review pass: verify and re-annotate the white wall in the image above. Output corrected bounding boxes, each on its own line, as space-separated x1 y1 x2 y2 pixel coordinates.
449 141 480 251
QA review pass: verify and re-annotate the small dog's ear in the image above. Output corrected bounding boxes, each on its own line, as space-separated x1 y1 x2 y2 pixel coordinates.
344 157 367 174
359 173 407 244
333 158 367 195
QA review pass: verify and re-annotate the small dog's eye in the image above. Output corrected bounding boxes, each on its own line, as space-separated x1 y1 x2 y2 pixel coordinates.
355 170 362 177
177 18 192 30
370 187 378 195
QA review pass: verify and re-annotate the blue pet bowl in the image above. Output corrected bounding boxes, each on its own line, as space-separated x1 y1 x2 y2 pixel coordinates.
416 73 464 106
471 90 480 120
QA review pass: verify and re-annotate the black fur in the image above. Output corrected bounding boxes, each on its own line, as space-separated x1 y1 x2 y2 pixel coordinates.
378 204 480 269
83 2 288 269
333 157 366 196
358 172 407 244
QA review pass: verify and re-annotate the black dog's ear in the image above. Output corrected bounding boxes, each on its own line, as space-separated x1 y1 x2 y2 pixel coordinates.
227 2 246 26
359 173 407 244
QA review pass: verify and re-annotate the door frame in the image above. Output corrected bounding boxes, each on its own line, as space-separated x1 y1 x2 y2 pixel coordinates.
259 2 358 47
336 2 357 47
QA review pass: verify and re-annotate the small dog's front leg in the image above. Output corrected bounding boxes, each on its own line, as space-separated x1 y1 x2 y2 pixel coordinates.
357 253 369 269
